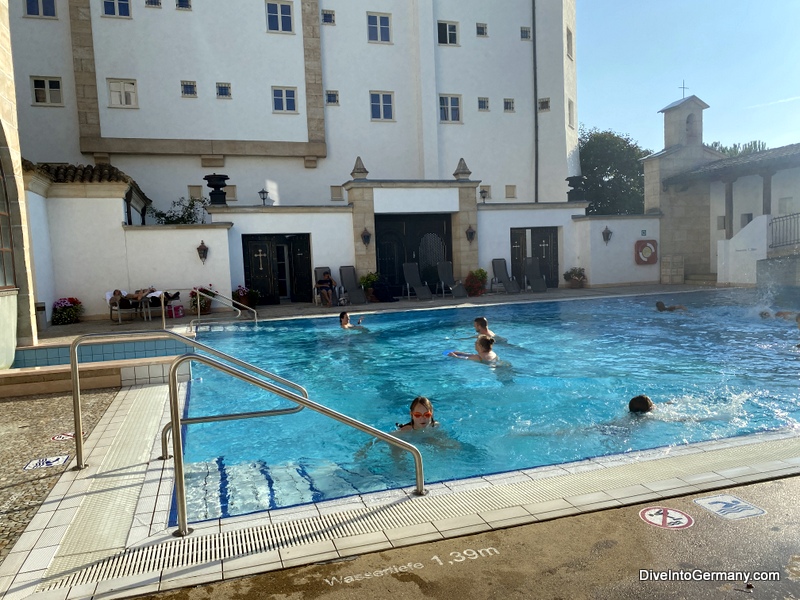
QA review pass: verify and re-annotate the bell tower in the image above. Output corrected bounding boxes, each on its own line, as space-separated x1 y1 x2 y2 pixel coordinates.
659 95 709 149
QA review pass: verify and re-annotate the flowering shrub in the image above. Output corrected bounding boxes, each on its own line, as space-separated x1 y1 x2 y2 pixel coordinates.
189 284 217 311
235 285 249 298
52 297 84 325
464 268 488 297
235 284 261 305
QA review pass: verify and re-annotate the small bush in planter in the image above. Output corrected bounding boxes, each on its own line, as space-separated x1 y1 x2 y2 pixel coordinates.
359 272 380 289
464 268 488 297
52 297 84 325
563 267 587 286
190 283 217 311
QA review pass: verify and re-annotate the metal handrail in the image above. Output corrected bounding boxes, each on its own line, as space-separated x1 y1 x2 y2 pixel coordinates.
69 330 306 469
168 353 427 536
769 212 800 249
189 289 258 326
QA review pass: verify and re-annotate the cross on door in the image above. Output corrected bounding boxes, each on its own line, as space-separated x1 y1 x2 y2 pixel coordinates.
538 240 549 258
254 249 266 271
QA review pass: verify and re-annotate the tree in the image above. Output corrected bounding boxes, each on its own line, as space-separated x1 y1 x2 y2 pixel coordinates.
578 126 651 215
707 140 768 157
147 196 209 224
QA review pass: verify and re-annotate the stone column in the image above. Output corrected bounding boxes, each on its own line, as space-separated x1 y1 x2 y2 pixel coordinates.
722 177 737 240
760 170 775 216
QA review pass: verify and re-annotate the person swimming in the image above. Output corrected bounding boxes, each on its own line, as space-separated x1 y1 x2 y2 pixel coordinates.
628 394 655 413
448 335 498 365
655 301 686 312
396 396 438 432
339 311 368 331
473 316 506 342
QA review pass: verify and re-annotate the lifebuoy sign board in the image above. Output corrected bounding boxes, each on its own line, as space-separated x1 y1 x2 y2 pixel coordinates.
635 240 658 265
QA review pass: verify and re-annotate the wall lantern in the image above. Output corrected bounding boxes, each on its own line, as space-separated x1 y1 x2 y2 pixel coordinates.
479 188 488 203
197 240 209 264
361 228 372 246
258 188 270 206
602 226 613 245
465 225 476 243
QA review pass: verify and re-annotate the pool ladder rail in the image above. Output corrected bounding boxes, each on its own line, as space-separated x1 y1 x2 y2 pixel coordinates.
69 331 427 537
188 288 258 330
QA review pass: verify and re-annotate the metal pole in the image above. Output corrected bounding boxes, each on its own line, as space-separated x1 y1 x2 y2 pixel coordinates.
69 339 87 469
168 359 192 536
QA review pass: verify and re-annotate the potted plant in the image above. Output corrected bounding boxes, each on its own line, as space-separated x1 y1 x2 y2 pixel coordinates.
464 268 488 297
190 283 217 314
51 297 84 325
359 271 380 292
563 267 587 289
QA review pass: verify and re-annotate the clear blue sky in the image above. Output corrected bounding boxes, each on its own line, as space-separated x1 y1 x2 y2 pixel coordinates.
576 0 800 153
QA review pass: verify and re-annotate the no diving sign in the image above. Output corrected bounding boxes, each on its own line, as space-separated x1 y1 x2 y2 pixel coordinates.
639 506 694 529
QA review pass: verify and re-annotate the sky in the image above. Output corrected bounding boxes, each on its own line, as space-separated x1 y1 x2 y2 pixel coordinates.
576 0 800 153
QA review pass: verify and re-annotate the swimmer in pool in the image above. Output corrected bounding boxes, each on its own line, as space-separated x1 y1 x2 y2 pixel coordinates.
628 394 655 413
759 310 798 319
473 316 507 342
396 396 438 432
339 311 368 331
449 335 498 365
655 301 686 312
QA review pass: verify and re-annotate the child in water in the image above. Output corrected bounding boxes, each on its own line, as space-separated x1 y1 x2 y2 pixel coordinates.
397 396 438 432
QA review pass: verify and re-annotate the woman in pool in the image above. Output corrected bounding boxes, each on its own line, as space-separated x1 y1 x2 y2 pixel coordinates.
396 396 438 432
339 311 368 331
448 334 498 365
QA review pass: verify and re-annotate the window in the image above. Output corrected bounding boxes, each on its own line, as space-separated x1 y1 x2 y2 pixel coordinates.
181 80 197 97
188 185 203 199
566 27 573 59
538 98 550 112
266 2 293 33
325 90 339 105
321 9 335 24
330 185 344 201
439 94 461 122
478 97 489 112
476 22 487 37
479 185 491 200
272 87 297 112
216 82 232 99
103 0 130 17
145 0 161 6
25 0 56 17
505 185 517 199
504 98 515 112
176 0 190 9
367 13 391 42
568 99 575 128
370 91 393 121
108 79 137 108
437 21 458 45
32 77 63 106
520 26 531 40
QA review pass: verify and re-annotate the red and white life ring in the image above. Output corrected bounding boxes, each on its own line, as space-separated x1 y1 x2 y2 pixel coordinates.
635 240 658 265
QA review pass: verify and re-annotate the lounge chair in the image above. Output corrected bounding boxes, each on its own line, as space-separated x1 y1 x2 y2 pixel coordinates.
491 258 521 294
436 261 468 299
339 266 367 305
402 262 433 301
523 257 548 293
106 290 140 323
313 267 345 306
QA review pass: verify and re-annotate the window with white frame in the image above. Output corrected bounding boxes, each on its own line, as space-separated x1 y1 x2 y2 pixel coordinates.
437 21 458 45
505 185 517 199
108 79 137 108
476 22 488 37
31 77 63 106
25 0 56 17
367 13 391 42
272 87 297 112
504 98 515 112
103 0 130 17
568 98 575 128
520 26 531 40
326 90 339 105
566 27 574 59
176 0 190 9
538 97 550 112
370 91 394 121
478 97 489 112
216 82 232 99
266 1 293 32
321 9 334 24
439 94 461 122
181 80 197 97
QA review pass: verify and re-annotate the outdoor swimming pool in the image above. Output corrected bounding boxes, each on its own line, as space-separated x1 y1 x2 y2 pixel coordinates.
180 289 800 521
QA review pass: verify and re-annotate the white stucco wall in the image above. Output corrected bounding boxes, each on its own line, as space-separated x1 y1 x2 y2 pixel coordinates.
716 215 768 286
26 191 57 321
0 292 17 368
374 188 459 213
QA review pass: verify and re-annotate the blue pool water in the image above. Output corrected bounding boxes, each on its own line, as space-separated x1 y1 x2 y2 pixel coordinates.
181 289 800 520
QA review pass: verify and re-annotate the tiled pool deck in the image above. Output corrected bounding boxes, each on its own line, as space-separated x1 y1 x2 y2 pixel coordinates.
2 285 799 599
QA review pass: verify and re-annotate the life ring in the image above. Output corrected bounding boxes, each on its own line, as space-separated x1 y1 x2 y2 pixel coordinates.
635 240 658 265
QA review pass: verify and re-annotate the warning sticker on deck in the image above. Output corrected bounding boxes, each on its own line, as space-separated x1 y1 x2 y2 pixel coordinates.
639 506 694 529
51 432 78 441
24 455 70 471
693 494 766 520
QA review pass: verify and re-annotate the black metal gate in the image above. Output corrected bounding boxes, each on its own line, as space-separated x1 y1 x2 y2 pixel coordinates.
510 227 559 288
242 234 312 304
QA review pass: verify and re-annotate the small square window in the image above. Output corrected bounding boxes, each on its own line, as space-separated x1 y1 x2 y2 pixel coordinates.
505 185 517 199
176 0 190 9
566 27 574 59
479 185 491 200
108 78 137 108
716 216 726 231
25 0 56 17
325 90 339 105
188 185 203 199
321 9 335 25
478 97 489 112
538 98 550 112
476 23 488 37
439 94 461 122
367 12 391 43
520 27 531 40
273 87 297 112
740 213 753 228
216 82 232 99
437 21 458 45
267 1 293 33
31 77 63 106
504 98 515 113
103 0 130 17
181 80 197 98
330 185 344 201
370 91 394 121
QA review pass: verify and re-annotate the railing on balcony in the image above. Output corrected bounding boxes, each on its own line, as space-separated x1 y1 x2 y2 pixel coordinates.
769 212 800 249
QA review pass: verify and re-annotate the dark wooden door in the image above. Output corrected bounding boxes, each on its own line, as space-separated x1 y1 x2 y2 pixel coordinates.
510 227 559 288
242 234 312 304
